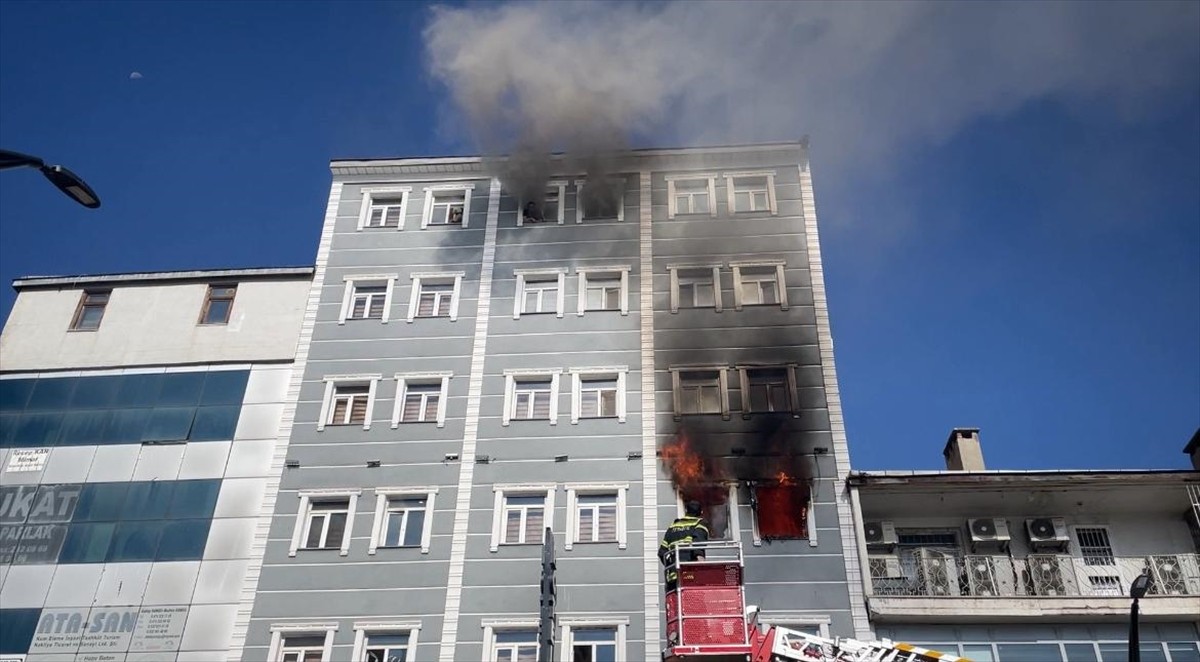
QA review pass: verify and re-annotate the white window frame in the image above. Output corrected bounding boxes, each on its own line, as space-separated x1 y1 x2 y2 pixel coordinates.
574 178 626 223
737 365 800 417
421 184 474 228
568 366 627 424
671 366 730 419
558 617 628 662
351 622 421 662
318 374 382 431
575 266 630 316
668 264 723 313
675 484 741 542
391 372 451 428
368 486 438 554
730 260 789 311
755 613 830 638
490 484 556 552
268 624 338 662
482 619 540 662
665 173 718 219
564 483 627 550
339 274 398 324
502 369 562 426
749 480 817 548
517 180 568 226
289 489 361 557
358 186 412 231
724 170 778 215
407 271 464 322
514 268 567 318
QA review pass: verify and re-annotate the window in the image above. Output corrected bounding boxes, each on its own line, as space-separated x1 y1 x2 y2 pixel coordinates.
339 275 397 324
731 262 789 310
737 366 797 415
666 175 717 218
406 272 463 322
318 375 380 431
725 171 777 214
569 628 617 662
576 267 630 315
352 626 420 662
676 486 739 541
565 484 627 549
669 265 722 312
519 181 567 225
756 614 829 639
1075 527 1115 566
569 368 627 424
290 490 359 556
575 178 625 222
503 370 561 425
514 269 566 318
672 368 728 417
392 373 450 427
199 284 236 324
278 635 327 662
358 187 412 230
421 185 473 228
369 488 436 554
70 290 110 331
752 482 810 540
363 633 412 662
489 630 538 662
490 484 555 551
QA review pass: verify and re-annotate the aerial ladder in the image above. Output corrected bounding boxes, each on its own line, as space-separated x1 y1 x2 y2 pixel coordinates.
662 542 972 662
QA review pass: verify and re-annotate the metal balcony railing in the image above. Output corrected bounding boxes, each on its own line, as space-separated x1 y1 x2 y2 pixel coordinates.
868 549 1200 599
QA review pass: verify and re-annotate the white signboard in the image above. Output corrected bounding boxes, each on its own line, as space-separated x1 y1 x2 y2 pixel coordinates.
4 448 49 473
128 607 188 652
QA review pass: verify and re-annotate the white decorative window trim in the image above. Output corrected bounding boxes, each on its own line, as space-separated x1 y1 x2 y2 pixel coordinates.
568 366 628 424
502 368 562 426
558 617 629 662
407 271 465 322
358 186 412 231
289 489 362 557
730 261 789 311
420 184 474 228
755 612 830 638
317 374 382 431
670 365 730 419
723 170 778 215
749 480 816 548
517 180 568 226
575 265 631 316
736 364 800 418
482 619 540 662
267 623 338 662
574 178 626 223
338 274 399 324
351 622 421 662
665 173 718 219
668 264 723 313
490 484 557 552
676 484 741 541
513 268 568 318
564 482 628 551
391 371 452 428
368 486 439 554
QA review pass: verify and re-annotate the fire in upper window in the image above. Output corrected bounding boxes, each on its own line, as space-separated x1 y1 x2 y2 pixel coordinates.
754 480 809 540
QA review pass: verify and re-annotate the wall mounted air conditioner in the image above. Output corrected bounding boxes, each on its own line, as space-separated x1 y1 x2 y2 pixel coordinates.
1025 517 1070 550
864 521 897 549
968 517 1011 549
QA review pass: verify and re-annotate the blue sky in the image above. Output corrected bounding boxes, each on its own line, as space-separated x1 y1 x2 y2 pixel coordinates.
1 1 1196 471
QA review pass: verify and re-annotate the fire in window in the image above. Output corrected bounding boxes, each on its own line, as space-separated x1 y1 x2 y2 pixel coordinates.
680 486 732 540
754 480 809 540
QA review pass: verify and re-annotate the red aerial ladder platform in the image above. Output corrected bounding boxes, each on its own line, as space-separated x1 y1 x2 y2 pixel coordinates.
662 542 972 662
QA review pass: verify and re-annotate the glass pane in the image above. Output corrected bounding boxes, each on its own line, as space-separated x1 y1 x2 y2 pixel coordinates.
122 482 175 520
1062 644 1096 662
203 299 232 324
69 376 121 409
305 514 326 548
168 480 221 518
77 305 105 329
200 370 249 405
695 283 714 307
13 412 64 447
74 483 130 521
108 521 164 561
115 373 163 407
1098 644 1125 662
404 511 425 547
1140 644 1168 662
1167 643 1200 662
156 372 206 406
103 408 151 443
997 643 1063 662
156 519 211 561
0 379 34 411
190 405 240 441
574 629 615 643
385 512 405 547
734 191 751 211
58 522 116 563
325 512 347 548
505 510 522 542
142 407 195 441
59 410 112 445
694 195 709 214
578 509 594 540
286 636 327 647
26 378 77 411
0 413 17 446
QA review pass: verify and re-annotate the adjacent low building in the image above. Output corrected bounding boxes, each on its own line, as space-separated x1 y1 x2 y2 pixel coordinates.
849 428 1200 662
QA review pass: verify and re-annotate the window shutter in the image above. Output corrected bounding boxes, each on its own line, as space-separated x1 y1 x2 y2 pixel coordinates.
403 394 422 422
598 505 617 541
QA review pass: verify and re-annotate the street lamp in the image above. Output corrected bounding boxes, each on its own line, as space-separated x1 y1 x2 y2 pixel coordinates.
1129 572 1152 662
0 149 101 208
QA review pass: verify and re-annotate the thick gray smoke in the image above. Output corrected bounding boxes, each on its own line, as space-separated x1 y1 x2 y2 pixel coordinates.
424 1 1197 189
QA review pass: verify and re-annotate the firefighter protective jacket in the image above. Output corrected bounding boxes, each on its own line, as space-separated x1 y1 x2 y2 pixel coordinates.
658 515 710 565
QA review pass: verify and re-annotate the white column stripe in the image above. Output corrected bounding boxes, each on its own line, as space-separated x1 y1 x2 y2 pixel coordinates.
638 170 661 660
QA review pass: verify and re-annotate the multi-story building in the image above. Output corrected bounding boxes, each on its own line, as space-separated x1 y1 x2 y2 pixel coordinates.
0 267 312 661
236 142 871 662
849 428 1200 661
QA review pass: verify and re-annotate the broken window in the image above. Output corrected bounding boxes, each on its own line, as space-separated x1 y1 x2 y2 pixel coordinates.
754 483 809 539
679 486 732 540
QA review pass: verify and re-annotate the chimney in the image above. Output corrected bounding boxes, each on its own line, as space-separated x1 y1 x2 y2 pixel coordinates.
1185 428 1200 471
943 428 985 471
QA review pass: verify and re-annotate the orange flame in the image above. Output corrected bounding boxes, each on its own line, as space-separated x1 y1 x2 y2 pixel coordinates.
661 430 705 490
775 471 797 486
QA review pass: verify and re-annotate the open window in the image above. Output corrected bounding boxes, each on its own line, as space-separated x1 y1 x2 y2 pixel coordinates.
519 181 567 225
421 185 473 228
752 482 810 541
676 485 739 541
575 178 625 222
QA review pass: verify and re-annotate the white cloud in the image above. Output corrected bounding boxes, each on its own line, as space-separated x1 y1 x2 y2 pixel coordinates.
128 71 143 80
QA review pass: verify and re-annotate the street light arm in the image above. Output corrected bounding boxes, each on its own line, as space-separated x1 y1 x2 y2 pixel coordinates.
0 148 100 208
0 149 46 171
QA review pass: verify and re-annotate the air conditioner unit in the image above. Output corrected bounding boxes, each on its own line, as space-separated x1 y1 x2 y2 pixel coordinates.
964 555 1000 596
1026 554 1067 596
1025 517 1069 549
968 518 1011 547
915 549 959 596
1146 555 1190 596
864 521 897 549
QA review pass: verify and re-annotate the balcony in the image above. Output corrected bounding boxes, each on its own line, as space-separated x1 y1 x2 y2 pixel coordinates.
866 550 1200 623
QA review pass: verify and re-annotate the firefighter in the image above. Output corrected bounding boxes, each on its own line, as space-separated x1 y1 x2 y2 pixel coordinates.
659 500 709 592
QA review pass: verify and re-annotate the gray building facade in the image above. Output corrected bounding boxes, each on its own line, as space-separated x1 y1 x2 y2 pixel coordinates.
238 143 869 662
